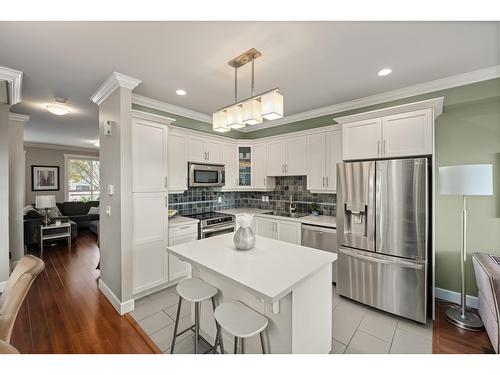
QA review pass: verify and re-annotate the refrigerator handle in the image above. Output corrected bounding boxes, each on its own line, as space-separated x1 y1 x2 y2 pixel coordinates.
367 161 376 249
339 248 423 270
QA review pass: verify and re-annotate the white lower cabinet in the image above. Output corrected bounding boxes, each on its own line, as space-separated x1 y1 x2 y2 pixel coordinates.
168 223 197 281
254 216 301 245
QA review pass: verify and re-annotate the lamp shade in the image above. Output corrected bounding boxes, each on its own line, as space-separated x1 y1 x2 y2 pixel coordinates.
212 110 230 133
226 105 245 129
242 99 262 125
35 195 56 209
261 90 283 120
439 164 493 196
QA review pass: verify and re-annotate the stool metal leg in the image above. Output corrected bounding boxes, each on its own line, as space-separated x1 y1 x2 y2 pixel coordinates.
233 337 238 354
170 296 183 354
241 338 245 354
211 297 224 354
213 325 221 354
260 332 266 354
194 301 200 354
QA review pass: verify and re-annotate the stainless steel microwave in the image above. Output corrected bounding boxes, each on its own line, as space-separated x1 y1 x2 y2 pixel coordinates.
188 162 225 187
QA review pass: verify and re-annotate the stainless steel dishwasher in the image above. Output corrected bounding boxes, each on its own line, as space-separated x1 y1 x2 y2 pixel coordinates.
301 224 338 282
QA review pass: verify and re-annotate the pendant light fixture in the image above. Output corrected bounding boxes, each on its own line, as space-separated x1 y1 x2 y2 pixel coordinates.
212 48 283 132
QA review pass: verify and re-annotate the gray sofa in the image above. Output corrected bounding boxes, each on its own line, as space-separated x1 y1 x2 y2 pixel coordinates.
472 252 500 353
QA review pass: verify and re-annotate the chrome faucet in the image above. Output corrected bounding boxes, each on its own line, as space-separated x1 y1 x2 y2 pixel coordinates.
289 194 296 214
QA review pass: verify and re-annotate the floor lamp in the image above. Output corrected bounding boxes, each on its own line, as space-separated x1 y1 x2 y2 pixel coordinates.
439 164 493 331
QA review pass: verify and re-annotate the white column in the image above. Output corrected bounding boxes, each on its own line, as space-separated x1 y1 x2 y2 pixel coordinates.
9 113 29 263
90 72 141 314
0 104 10 289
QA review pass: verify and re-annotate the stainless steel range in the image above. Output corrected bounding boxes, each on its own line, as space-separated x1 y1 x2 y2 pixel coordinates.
184 212 235 239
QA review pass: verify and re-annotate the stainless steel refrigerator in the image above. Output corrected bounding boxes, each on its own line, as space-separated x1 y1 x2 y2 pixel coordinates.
337 158 429 323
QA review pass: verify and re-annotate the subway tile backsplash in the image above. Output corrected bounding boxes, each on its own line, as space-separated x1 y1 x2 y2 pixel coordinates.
169 176 336 216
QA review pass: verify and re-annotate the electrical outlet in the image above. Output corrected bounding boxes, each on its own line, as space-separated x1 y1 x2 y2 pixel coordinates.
105 205 112 216
265 196 270 202
261 196 266 202
218 196 222 203
108 184 114 195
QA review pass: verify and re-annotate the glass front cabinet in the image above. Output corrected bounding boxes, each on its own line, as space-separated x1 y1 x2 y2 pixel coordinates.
238 146 252 187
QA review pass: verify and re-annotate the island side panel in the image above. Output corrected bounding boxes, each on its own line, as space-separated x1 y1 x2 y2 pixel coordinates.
193 266 293 353
292 264 332 353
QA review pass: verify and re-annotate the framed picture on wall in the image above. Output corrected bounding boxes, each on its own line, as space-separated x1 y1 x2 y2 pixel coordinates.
31 165 60 191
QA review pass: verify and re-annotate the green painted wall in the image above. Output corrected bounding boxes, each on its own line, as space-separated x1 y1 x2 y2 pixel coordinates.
134 78 500 296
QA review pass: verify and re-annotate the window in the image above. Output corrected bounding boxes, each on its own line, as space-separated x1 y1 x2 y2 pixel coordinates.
65 155 100 202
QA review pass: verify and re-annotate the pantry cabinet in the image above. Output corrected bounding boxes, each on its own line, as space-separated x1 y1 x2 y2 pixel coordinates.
342 108 433 161
167 131 188 192
252 143 268 189
222 143 238 189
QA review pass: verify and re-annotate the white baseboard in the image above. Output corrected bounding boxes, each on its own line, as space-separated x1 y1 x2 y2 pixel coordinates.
435 287 478 309
98 279 134 315
0 280 7 293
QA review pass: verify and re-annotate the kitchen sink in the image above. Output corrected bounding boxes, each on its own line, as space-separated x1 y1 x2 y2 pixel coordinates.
262 211 309 219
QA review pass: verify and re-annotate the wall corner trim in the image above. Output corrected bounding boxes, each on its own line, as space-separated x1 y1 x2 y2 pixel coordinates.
435 287 479 309
98 279 135 315
0 66 23 105
9 112 30 123
91 72 142 106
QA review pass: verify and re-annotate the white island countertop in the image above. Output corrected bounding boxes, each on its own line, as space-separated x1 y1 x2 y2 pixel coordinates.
167 233 336 304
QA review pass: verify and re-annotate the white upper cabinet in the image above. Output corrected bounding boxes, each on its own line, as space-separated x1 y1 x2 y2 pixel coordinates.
285 136 307 175
205 140 223 163
267 140 285 176
266 137 307 176
187 135 206 162
342 118 383 161
326 130 342 192
252 143 268 189
382 109 432 157
307 130 342 193
222 143 238 189
132 117 168 193
167 132 188 192
307 133 327 191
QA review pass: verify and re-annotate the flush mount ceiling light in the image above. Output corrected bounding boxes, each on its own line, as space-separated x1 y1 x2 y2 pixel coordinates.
46 97 70 116
93 142 100 147
212 48 283 133
176 89 187 96
377 68 392 77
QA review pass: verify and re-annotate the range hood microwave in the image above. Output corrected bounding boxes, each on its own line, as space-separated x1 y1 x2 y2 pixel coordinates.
188 162 225 188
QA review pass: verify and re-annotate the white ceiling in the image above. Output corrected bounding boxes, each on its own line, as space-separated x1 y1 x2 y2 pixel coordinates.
0 21 498 148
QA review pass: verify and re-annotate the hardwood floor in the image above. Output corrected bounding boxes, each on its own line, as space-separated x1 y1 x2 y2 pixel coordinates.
433 300 494 354
8 231 496 354
10 231 160 354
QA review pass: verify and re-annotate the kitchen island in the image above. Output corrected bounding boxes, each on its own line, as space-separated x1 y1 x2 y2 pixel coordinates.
167 233 336 353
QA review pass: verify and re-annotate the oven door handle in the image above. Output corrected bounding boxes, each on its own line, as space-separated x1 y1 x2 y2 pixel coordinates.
201 224 235 234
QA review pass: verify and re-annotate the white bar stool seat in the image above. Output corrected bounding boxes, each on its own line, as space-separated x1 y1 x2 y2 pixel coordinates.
214 301 269 354
176 278 218 302
170 278 223 354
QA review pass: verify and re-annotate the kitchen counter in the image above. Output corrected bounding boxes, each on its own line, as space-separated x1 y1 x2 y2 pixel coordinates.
168 233 335 353
168 215 199 227
216 208 336 228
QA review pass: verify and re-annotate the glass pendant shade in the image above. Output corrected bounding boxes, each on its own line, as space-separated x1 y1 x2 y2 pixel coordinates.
261 91 283 120
212 110 230 132
226 105 246 129
242 99 263 125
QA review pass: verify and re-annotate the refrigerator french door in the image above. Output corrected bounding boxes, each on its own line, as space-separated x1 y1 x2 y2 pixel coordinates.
337 158 429 323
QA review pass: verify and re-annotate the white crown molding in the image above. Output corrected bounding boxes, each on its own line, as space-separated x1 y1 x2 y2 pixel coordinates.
9 112 30 123
24 141 99 153
131 109 176 125
334 97 444 124
91 72 142 106
132 93 212 123
0 66 23 105
237 64 500 132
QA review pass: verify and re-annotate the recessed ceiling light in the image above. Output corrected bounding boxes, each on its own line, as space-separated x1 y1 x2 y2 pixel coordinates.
176 89 187 96
377 68 392 77
46 104 70 116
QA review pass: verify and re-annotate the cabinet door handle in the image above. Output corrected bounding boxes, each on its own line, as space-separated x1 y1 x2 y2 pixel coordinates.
377 141 380 156
326 176 329 187
208 151 210 160
285 164 288 173
164 176 168 188
383 140 386 155
263 178 266 187
322 177 325 187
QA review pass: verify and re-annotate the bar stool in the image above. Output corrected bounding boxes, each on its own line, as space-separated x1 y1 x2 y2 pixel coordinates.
170 278 224 354
214 301 269 354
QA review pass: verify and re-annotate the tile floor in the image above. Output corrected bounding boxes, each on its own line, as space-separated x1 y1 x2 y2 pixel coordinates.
131 284 433 354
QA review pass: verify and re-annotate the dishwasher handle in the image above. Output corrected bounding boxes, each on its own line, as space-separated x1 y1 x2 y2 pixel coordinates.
301 224 336 235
